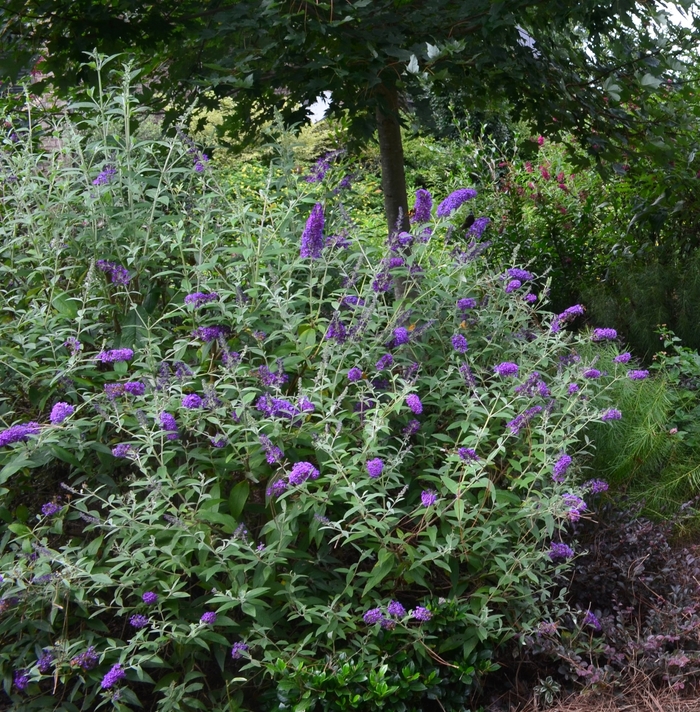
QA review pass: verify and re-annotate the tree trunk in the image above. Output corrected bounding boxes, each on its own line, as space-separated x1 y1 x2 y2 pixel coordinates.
376 84 410 236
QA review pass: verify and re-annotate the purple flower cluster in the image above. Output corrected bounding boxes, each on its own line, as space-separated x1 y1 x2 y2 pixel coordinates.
514 371 550 398
37 649 54 674
393 327 410 346
96 348 133 363
451 334 468 353
457 297 477 311
96 259 130 285
583 610 602 630
551 304 585 333
267 461 319 497
325 314 347 343
552 453 572 483
628 369 649 380
41 502 61 517
507 268 533 281
585 479 609 494
406 394 423 414
505 279 521 293
260 435 283 464
591 328 618 341
184 292 219 308
14 669 29 691
200 611 217 624
0 422 40 447
256 394 314 421
436 188 478 217
300 203 325 259
92 165 117 186
411 188 433 223
191 326 229 342
458 447 479 461
112 443 134 458
363 607 383 625
182 394 203 409
366 458 384 478
231 642 249 659
372 271 392 293
583 368 601 379
549 542 574 560
421 490 437 507
159 411 179 440
257 363 289 388
507 405 543 435
375 353 393 371
347 367 363 382
494 362 519 377
614 352 632 363
305 149 345 183
466 217 490 239
210 436 227 448
562 493 587 522
63 337 82 354
71 646 99 670
568 383 580 394
101 663 126 689
411 606 432 621
403 419 421 436
288 461 320 486
49 402 74 425
601 408 622 421
129 614 149 628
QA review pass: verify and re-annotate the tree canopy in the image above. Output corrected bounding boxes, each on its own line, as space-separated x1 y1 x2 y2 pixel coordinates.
1 0 698 232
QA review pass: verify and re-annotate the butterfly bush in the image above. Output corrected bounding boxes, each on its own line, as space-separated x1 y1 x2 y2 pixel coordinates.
0 61 646 710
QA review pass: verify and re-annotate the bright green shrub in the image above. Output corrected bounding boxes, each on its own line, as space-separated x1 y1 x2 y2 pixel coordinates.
0 58 638 711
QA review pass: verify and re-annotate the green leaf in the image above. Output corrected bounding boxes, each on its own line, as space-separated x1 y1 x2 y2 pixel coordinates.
362 548 394 597
229 481 250 520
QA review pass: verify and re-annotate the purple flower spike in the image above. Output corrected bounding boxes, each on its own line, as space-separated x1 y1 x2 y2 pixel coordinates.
494 362 519 377
181 394 203 409
411 188 432 223
613 352 631 363
366 458 384 478
601 408 622 421
436 188 477 217
0 422 40 447
363 608 383 625
505 279 522 293
591 328 617 342
387 600 406 617
200 611 217 624
41 502 62 517
348 367 363 382
300 203 325 259
231 642 249 659
101 663 126 689
628 369 649 380
142 591 158 605
451 334 468 353
583 610 602 630
411 606 432 621
552 454 572 483
406 394 423 414
393 327 410 346
458 447 479 461
549 542 574 560
96 348 133 363
14 669 30 691
129 614 149 629
50 402 74 425
421 490 437 507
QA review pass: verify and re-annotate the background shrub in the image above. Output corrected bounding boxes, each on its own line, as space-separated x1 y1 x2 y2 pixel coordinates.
0 58 642 711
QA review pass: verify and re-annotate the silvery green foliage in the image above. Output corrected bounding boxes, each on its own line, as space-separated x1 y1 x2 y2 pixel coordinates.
0 58 635 711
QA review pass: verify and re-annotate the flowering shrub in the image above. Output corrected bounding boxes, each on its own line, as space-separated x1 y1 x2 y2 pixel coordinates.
0 58 641 710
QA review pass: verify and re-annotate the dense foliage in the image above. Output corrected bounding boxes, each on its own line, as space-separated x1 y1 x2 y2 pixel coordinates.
0 61 655 711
